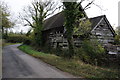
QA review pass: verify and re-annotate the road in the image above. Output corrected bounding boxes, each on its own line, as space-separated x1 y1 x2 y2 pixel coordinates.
2 44 75 78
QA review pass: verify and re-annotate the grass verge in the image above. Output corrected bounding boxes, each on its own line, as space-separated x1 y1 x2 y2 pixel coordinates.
2 39 21 47
3 43 21 47
18 45 119 78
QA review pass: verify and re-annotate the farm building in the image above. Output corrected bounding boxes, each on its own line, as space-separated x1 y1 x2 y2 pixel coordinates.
42 12 116 49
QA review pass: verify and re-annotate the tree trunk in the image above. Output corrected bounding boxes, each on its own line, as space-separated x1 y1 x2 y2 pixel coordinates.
2 27 4 39
5 28 9 37
34 21 44 47
63 2 76 58
67 36 74 58
2 27 3 34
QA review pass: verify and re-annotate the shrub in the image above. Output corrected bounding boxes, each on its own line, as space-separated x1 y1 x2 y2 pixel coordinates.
75 40 106 65
6 35 29 43
23 39 32 45
41 44 52 53
75 47 91 63
114 35 120 45
61 49 70 58
2 34 8 39
42 45 70 58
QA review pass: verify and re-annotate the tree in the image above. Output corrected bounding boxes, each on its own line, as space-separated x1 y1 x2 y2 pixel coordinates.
62 0 95 58
115 26 120 44
116 26 120 35
63 2 79 58
21 0 57 47
74 19 91 38
0 1 14 37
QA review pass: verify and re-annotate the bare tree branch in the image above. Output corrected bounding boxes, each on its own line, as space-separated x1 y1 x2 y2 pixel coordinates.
92 3 104 11
83 0 95 10
84 6 91 10
80 0 86 4
20 0 60 31
24 18 35 28
46 5 63 17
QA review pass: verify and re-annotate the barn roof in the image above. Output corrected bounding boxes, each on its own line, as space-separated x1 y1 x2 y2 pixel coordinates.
43 12 104 30
43 12 64 31
89 15 105 29
43 12 116 36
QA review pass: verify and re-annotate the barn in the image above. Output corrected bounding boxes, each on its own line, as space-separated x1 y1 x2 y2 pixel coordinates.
42 12 116 48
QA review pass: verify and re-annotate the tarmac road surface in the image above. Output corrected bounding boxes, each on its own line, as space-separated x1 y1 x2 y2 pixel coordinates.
2 44 75 78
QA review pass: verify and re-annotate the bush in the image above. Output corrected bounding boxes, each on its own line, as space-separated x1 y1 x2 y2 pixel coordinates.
42 45 70 58
23 39 32 45
6 35 29 43
75 47 91 63
2 34 8 39
75 40 106 65
114 35 120 45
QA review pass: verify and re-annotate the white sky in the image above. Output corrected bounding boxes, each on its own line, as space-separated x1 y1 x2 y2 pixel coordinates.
3 0 120 33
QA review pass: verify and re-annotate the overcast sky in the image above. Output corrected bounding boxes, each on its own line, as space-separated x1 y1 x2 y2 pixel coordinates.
3 0 120 33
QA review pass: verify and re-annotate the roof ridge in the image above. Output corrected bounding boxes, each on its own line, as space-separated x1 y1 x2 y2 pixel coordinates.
45 12 63 21
89 15 105 19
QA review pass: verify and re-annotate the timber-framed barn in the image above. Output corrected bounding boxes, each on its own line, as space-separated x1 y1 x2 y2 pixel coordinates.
42 12 116 49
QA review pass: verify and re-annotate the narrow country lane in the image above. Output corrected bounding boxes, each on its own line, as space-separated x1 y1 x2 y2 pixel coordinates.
2 44 75 78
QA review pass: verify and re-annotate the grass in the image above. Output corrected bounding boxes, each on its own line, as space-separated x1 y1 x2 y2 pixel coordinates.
2 39 22 47
3 43 21 46
18 45 119 78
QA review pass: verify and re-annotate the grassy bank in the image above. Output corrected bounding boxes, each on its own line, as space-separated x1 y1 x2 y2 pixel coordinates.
2 39 21 47
18 45 119 78
3 43 21 47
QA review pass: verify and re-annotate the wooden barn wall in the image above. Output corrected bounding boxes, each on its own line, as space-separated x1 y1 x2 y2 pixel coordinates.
91 18 114 45
43 18 115 48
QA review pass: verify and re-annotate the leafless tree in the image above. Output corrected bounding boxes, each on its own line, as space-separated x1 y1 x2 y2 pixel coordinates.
20 0 57 46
